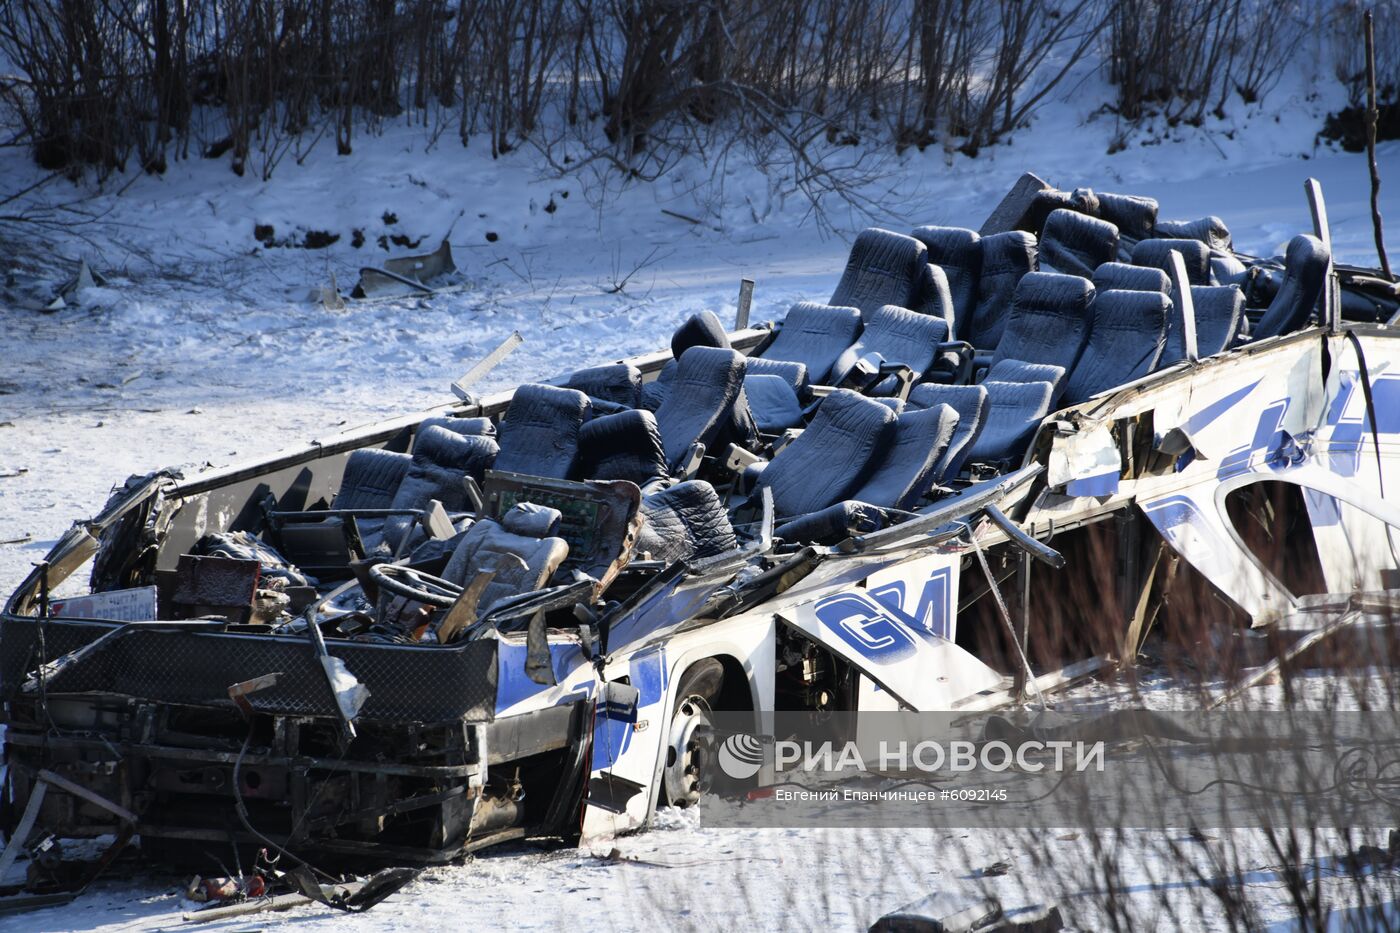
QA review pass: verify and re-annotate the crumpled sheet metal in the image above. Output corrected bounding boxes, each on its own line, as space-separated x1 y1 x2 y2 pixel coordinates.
353 240 457 299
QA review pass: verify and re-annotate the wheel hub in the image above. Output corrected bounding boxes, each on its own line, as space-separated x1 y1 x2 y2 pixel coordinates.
662 695 714 807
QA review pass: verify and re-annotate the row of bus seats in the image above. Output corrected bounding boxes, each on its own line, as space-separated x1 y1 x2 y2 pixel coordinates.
312 185 1335 566
749 199 1328 434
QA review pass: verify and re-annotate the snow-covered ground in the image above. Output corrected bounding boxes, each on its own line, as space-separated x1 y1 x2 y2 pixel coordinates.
2 58 1400 930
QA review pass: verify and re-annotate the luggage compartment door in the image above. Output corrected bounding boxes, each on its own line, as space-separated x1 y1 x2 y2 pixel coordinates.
776 553 1001 711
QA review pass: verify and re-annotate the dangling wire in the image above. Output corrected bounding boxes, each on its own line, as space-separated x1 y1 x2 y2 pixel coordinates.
1343 330 1400 569
963 520 1046 710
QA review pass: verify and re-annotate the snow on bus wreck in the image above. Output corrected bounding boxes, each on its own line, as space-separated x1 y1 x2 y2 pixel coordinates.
2 172 1398 872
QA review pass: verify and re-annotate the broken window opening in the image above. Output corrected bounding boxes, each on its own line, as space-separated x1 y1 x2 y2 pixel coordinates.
1224 481 1330 598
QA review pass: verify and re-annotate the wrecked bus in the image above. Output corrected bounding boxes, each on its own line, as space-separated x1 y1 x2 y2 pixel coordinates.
3 173 1398 874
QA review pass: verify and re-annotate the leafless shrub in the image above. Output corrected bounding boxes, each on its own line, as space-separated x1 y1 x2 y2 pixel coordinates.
1105 0 1307 128
901 0 1108 156
1331 0 1400 108
0 0 1346 223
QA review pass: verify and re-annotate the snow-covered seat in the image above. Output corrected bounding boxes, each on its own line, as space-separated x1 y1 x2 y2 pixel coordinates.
1039 209 1119 279
1062 289 1168 405
758 301 863 383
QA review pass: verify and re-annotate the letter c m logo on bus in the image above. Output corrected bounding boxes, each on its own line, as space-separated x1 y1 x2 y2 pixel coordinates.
812 592 918 662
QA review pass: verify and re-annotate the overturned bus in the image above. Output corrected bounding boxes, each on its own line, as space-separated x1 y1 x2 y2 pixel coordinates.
3 173 1398 867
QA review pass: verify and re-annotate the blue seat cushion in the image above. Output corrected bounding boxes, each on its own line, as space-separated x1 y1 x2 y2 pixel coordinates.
1154 216 1232 251
743 356 810 400
912 225 982 325
744 374 804 433
988 272 1096 375
830 304 949 387
1091 262 1169 294
493 384 592 479
636 481 738 562
1062 289 1168 405
384 425 499 548
757 389 896 517
774 500 890 544
1131 238 1212 286
907 383 987 481
1040 209 1119 279
830 228 929 318
965 381 1055 466
966 231 1037 350
564 363 643 409
983 359 1067 407
333 448 412 511
577 409 669 485
1253 234 1329 340
1190 285 1246 357
760 301 863 383
852 403 959 510
671 310 730 358
653 346 747 471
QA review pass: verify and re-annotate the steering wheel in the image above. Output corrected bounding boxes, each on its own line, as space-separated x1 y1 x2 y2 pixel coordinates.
367 563 463 608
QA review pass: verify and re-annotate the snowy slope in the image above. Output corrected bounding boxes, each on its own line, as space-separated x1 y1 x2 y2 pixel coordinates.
2 58 1400 930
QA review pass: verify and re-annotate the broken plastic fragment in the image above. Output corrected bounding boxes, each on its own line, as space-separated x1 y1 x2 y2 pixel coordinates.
1047 422 1120 494
320 655 369 721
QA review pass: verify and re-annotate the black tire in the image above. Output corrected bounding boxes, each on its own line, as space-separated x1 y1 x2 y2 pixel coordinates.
673 658 725 710
661 660 725 807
